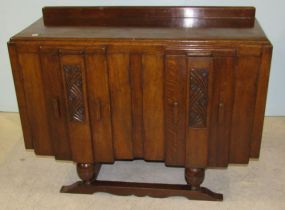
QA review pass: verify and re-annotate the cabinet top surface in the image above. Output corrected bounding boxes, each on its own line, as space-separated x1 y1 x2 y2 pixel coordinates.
10 6 269 44
11 18 269 43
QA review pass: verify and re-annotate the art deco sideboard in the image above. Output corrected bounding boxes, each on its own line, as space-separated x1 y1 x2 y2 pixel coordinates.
8 6 272 201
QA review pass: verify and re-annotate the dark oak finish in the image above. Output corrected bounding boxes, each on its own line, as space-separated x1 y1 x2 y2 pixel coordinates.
61 180 223 201
43 6 255 28
39 47 72 160
85 47 114 162
61 162 222 201
76 163 101 184
8 44 33 149
165 54 187 166
185 168 205 191
8 6 272 201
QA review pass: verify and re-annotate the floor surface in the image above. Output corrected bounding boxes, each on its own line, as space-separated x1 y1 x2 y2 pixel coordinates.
0 112 284 210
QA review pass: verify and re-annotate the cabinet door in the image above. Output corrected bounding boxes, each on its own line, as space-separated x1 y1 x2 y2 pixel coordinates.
165 49 235 167
59 49 94 163
41 47 94 163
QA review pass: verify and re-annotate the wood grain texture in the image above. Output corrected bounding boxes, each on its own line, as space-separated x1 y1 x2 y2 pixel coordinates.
251 45 273 158
8 6 273 200
39 47 72 160
208 57 234 167
60 52 93 163
85 49 114 163
11 18 269 44
18 52 53 155
8 43 33 149
42 6 255 28
61 180 223 201
230 56 260 163
186 57 213 168
143 54 164 160
108 54 133 159
129 54 144 158
164 55 187 166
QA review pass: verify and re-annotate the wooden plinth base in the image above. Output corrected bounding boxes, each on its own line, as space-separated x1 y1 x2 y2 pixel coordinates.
60 180 223 201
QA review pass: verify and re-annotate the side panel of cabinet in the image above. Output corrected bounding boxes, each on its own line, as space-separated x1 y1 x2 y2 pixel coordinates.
60 50 94 163
8 44 33 149
39 49 72 160
17 52 53 155
251 45 272 158
230 52 261 163
85 48 114 162
164 55 187 166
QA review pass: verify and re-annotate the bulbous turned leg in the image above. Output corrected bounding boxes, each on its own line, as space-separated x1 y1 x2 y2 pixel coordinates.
185 168 205 191
77 163 96 185
60 163 101 193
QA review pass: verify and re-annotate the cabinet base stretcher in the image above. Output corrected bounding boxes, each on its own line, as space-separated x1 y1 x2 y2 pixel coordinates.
60 163 223 201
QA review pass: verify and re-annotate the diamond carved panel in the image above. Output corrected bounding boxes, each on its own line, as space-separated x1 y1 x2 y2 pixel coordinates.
63 64 85 122
189 68 208 128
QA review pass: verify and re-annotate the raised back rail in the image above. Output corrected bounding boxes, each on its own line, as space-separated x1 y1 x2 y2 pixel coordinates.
42 6 256 28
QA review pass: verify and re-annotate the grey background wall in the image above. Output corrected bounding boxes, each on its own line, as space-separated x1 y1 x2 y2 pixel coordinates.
0 0 284 115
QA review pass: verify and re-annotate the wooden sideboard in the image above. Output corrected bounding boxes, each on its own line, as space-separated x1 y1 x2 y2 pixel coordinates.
8 6 272 201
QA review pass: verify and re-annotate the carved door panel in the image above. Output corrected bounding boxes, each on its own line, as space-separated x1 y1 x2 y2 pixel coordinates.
165 49 235 167
185 57 214 167
41 47 115 163
40 47 94 163
58 49 94 163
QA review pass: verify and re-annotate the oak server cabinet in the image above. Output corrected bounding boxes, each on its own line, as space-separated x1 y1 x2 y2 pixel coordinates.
8 6 272 200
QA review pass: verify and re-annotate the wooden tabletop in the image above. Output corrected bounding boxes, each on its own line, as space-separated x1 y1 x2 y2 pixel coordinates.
11 18 269 43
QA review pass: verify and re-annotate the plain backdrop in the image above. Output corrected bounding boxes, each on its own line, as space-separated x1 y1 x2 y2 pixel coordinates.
0 0 284 115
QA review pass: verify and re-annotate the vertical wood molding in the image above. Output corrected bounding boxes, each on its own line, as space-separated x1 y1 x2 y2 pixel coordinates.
164 55 187 165
129 53 144 158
